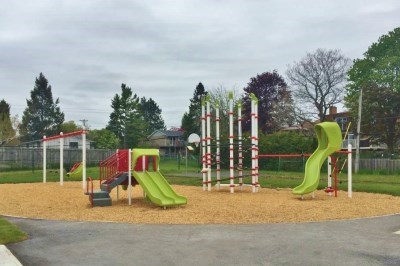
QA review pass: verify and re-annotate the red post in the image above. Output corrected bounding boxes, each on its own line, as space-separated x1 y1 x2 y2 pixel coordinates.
153 156 157 171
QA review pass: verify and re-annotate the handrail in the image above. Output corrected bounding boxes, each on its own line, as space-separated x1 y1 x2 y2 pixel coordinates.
86 177 94 207
99 150 129 185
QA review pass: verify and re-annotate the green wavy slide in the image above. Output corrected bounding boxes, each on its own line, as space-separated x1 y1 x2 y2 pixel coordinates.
292 122 342 196
133 170 187 207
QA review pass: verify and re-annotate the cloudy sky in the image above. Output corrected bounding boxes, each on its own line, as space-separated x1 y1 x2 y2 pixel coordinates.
1 0 399 129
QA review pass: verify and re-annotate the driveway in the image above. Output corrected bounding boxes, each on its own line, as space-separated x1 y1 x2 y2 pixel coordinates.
5 215 400 266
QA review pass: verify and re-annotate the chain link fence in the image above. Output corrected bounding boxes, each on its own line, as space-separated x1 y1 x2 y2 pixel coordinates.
0 147 115 171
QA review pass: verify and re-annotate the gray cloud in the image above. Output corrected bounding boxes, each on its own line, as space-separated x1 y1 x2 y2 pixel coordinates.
1 0 400 130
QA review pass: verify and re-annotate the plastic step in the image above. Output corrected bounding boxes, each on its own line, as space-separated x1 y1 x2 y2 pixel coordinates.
92 190 110 199
92 198 112 207
100 184 110 192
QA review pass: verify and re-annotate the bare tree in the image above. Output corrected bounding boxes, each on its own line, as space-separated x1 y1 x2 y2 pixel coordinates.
286 49 351 122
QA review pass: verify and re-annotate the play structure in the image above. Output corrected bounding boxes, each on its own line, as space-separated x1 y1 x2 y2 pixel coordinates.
42 130 87 188
325 145 352 198
292 122 353 198
67 162 83 178
85 149 187 208
201 92 259 193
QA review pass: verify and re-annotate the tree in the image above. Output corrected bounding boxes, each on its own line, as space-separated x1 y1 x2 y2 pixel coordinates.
60 121 81 133
345 27 400 153
20 73 64 141
242 70 295 133
140 97 166 135
181 82 208 139
206 86 241 139
0 99 17 145
89 129 120 149
287 49 351 122
106 83 147 148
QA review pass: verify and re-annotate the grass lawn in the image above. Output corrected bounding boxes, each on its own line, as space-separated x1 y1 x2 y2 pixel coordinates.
0 217 27 244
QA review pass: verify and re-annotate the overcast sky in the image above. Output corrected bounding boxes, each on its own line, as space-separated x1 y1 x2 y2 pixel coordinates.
1 0 399 129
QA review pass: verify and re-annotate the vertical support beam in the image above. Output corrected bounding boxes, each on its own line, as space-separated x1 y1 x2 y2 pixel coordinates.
82 131 87 190
206 96 212 192
128 149 132 205
229 92 234 193
60 132 64 186
201 98 206 191
327 156 332 196
348 144 352 198
254 96 259 192
43 136 47 183
355 88 362 173
237 101 243 190
250 93 257 193
215 101 221 190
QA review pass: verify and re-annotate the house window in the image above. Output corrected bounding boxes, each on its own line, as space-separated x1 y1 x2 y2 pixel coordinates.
69 142 78 149
170 137 175 146
335 117 347 131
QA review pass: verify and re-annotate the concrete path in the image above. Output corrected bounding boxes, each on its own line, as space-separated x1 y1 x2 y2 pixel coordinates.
0 245 22 266
4 215 400 266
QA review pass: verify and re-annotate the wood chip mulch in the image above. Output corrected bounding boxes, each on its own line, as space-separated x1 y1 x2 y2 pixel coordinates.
1 182 399 224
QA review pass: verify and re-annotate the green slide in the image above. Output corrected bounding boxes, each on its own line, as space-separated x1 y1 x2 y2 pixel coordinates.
292 122 342 196
67 162 83 178
133 171 187 207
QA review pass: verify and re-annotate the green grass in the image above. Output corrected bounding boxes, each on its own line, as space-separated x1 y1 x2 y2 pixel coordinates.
161 163 400 196
0 217 27 244
0 167 100 184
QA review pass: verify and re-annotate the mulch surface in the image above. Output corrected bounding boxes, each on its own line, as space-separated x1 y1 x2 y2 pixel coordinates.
1 182 399 224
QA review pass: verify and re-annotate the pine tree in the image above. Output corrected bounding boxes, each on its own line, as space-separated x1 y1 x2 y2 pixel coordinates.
107 83 146 148
0 99 16 145
140 97 166 135
181 82 208 139
20 73 64 141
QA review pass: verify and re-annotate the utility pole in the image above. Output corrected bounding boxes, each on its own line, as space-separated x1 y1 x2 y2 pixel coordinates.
355 88 363 173
80 119 88 130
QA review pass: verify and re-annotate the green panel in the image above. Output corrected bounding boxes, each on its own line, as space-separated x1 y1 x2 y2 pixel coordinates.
132 149 160 168
67 163 83 178
292 122 342 196
133 171 187 207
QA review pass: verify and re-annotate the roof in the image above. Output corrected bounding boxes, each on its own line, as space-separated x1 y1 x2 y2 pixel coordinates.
148 130 183 139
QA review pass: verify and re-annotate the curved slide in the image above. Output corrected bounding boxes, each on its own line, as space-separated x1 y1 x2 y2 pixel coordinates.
293 122 342 196
133 170 187 207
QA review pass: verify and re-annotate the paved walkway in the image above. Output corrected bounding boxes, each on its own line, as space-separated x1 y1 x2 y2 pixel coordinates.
4 215 400 266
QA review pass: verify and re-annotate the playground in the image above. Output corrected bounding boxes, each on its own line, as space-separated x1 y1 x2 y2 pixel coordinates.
1 100 400 225
1 181 400 224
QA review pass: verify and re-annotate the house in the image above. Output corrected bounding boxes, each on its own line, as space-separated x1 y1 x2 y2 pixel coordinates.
23 135 94 149
146 130 185 156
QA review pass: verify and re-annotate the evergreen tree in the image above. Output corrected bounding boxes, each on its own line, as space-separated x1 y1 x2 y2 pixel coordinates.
20 73 64 141
140 97 166 135
0 99 16 145
181 82 208 139
106 83 146 148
